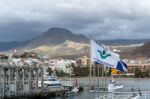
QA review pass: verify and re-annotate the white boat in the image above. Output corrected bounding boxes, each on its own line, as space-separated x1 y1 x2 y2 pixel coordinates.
61 78 80 96
89 78 123 93
108 79 123 92
38 74 63 89
61 79 74 87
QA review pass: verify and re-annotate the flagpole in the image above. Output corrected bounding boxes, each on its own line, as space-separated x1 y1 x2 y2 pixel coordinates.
89 39 92 89
93 62 96 98
92 39 97 98
90 39 95 98
102 64 104 98
104 66 107 99
97 63 100 97
102 65 106 99
90 39 97 98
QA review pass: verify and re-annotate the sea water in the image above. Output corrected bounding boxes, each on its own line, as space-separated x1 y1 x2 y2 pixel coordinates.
53 77 150 99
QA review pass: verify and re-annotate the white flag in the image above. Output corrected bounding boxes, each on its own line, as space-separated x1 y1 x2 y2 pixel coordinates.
91 40 127 72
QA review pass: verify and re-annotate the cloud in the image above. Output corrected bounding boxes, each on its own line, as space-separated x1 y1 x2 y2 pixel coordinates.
0 0 150 42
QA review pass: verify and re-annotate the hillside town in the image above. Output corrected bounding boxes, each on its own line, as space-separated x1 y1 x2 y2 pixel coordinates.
0 51 150 78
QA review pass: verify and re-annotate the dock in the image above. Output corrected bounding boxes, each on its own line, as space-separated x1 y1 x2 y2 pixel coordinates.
0 61 66 99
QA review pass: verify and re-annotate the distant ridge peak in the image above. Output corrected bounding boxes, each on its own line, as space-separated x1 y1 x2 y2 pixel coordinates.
49 27 70 31
44 27 73 36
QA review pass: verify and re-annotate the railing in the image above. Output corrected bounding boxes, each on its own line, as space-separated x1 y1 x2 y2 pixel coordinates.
95 91 150 99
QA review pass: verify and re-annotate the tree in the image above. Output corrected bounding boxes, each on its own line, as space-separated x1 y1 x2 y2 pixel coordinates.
72 66 90 77
143 70 150 78
55 69 68 77
134 68 142 78
47 67 53 75
134 68 150 78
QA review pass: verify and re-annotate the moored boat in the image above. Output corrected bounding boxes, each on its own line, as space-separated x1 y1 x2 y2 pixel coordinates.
107 78 123 92
38 74 63 90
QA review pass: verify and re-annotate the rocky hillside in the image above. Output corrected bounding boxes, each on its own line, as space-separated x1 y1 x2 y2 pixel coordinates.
18 27 89 56
27 40 89 56
132 42 150 57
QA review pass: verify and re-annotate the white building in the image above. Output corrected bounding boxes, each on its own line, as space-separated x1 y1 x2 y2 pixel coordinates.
49 59 76 74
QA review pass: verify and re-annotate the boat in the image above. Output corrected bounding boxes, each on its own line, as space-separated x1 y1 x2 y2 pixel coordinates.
107 78 123 92
61 78 74 87
38 74 63 90
61 78 80 96
89 78 123 93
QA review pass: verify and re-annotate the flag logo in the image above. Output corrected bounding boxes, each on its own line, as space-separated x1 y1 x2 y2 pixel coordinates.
97 50 111 59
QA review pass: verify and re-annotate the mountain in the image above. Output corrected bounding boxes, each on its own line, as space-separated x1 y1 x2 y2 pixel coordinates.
132 42 150 57
0 27 150 57
0 27 89 52
17 27 89 56
21 27 89 49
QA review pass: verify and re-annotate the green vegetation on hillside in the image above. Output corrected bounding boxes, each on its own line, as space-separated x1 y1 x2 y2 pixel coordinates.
134 68 150 78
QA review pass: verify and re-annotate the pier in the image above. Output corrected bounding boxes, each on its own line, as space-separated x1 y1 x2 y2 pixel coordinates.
0 60 66 99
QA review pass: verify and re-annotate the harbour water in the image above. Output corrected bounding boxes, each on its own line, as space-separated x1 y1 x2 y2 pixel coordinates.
53 77 150 99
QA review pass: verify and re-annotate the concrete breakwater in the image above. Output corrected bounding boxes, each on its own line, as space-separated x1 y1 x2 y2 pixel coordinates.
2 90 66 99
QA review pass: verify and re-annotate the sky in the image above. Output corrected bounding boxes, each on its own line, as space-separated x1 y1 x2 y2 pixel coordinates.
0 0 150 42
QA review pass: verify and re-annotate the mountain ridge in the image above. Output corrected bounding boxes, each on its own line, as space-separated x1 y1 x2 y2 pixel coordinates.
132 42 150 57
19 27 89 50
0 27 149 56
